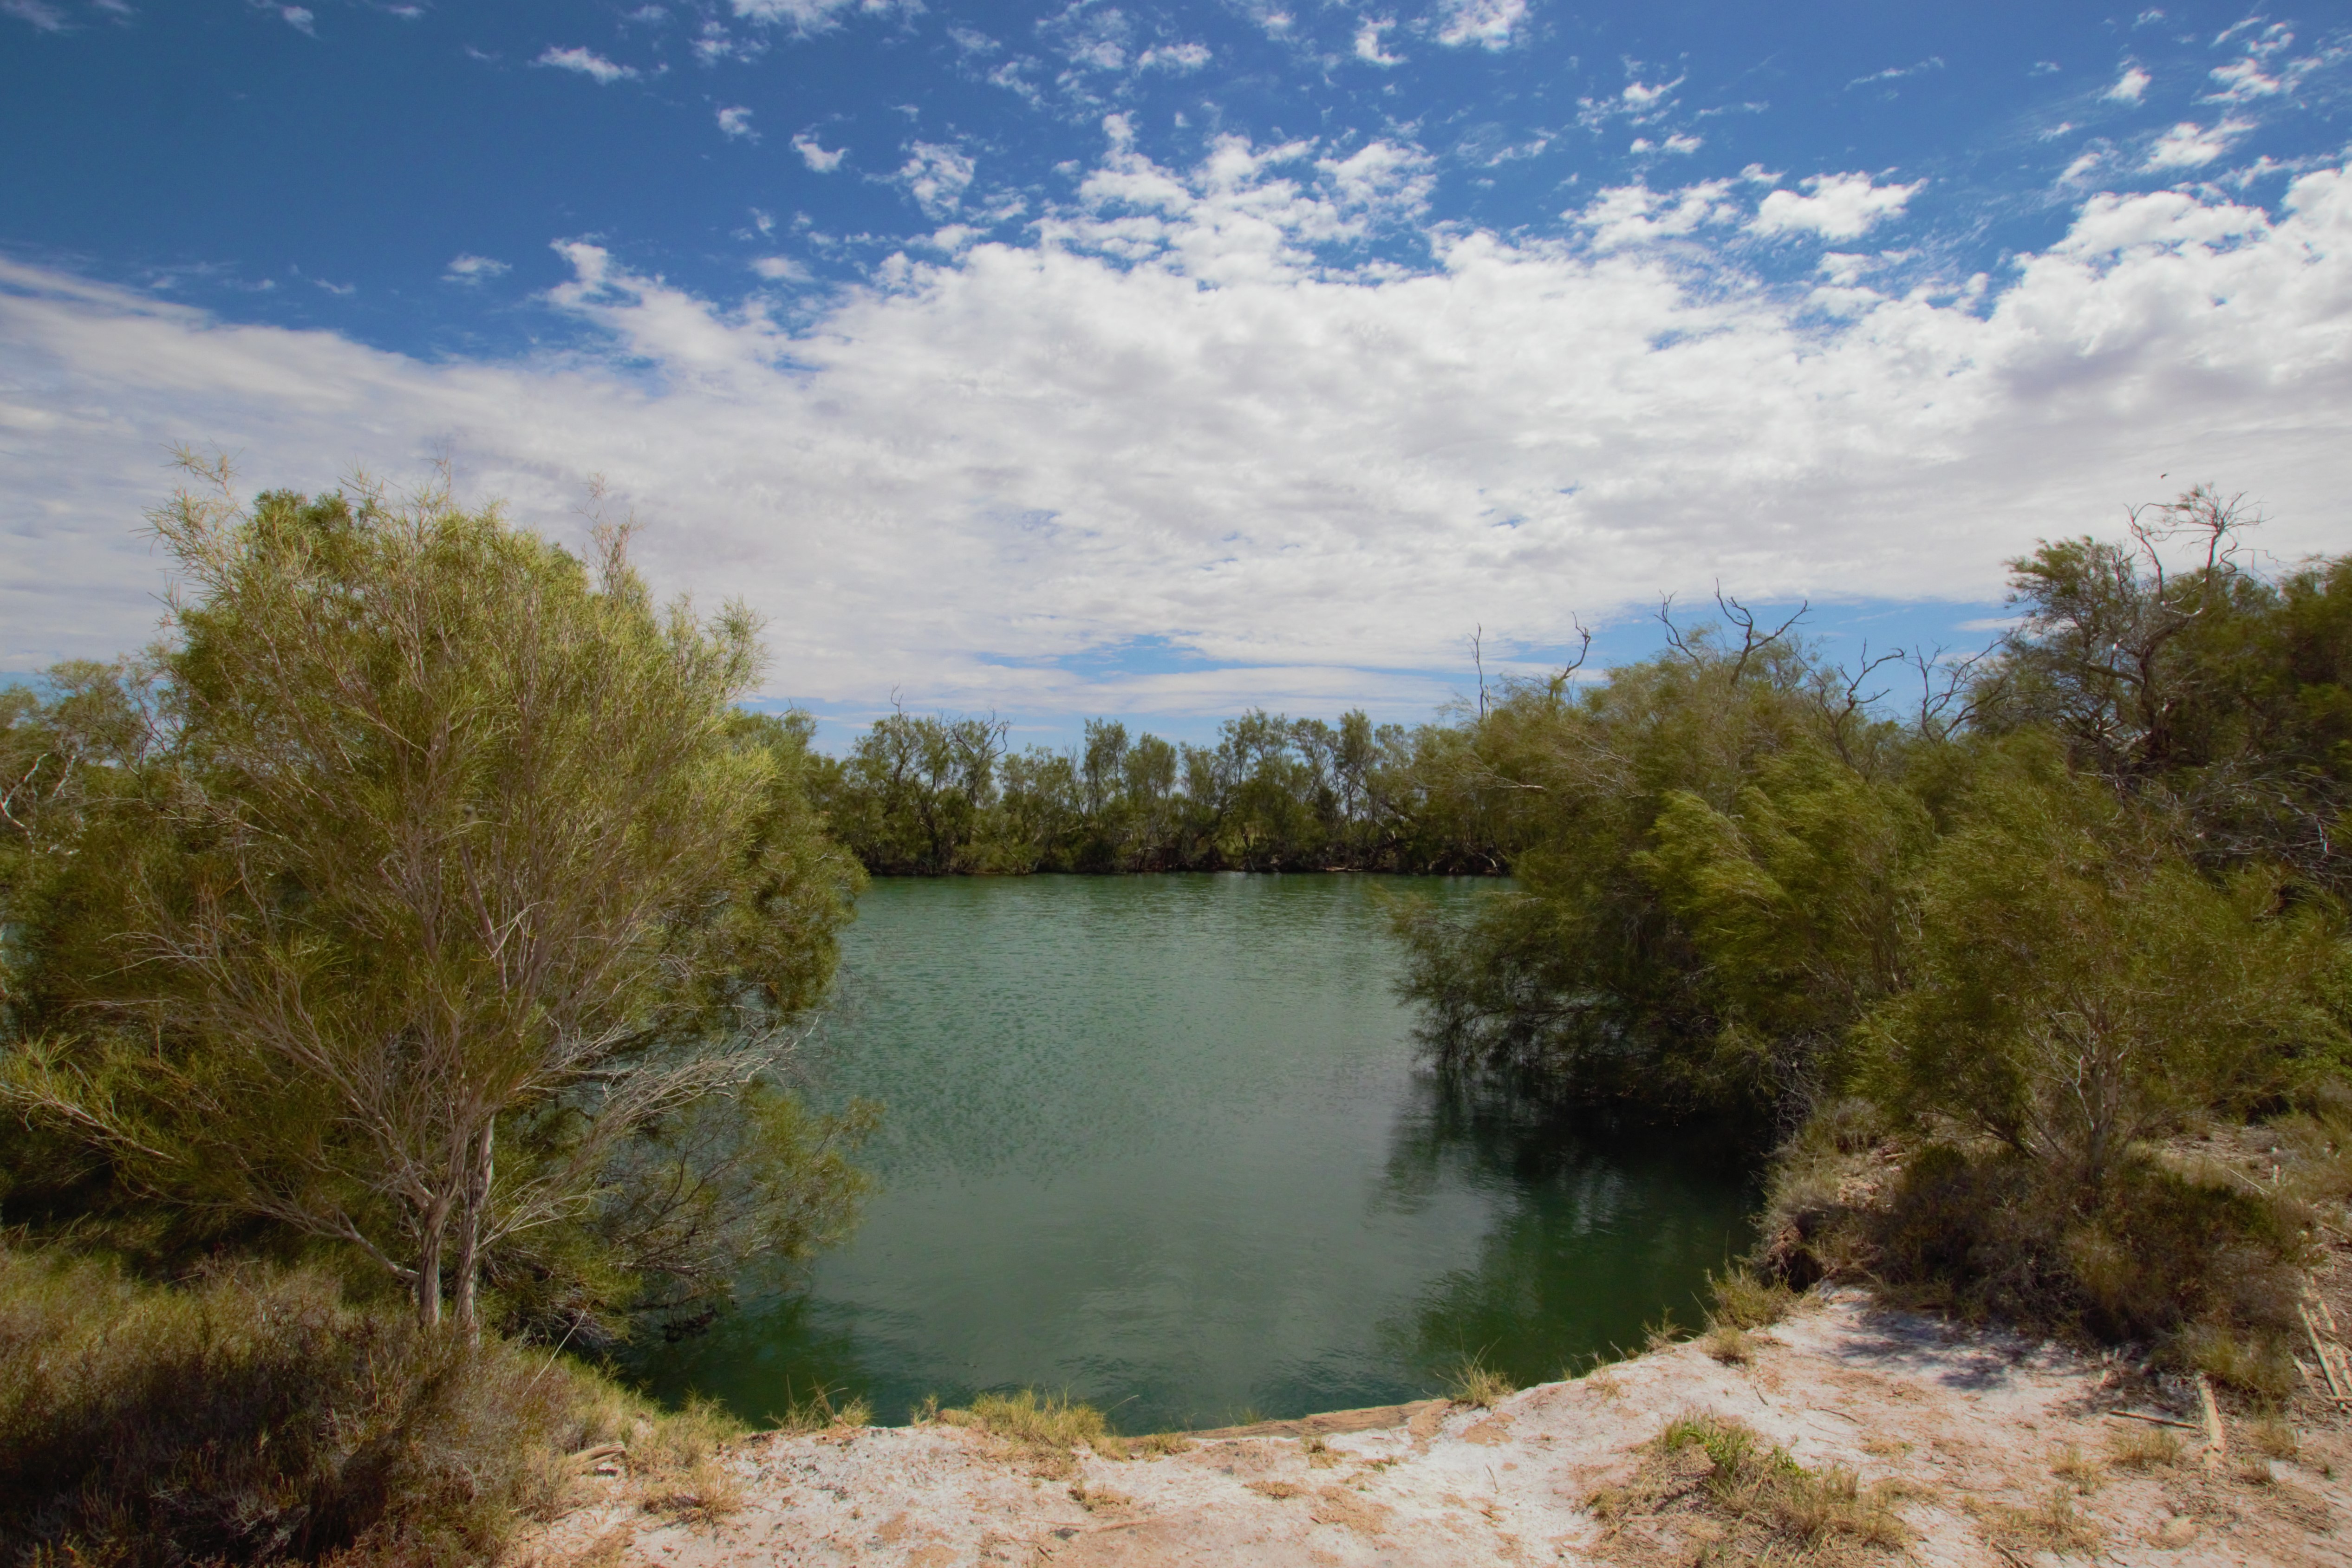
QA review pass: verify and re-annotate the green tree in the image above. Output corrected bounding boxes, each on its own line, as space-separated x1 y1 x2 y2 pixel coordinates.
1860 739 2347 1187
2 466 866 1334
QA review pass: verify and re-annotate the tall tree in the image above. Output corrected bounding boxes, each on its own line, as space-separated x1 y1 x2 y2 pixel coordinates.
3 463 864 1334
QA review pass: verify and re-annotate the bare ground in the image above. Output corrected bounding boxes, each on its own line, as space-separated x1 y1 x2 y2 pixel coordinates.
520 1286 2352 1567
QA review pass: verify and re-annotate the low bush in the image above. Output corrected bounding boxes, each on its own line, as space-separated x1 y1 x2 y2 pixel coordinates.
0 1245 688 1567
1864 1145 2306 1387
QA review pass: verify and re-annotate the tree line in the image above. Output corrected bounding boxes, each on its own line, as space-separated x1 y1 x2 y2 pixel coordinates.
806 706 1525 875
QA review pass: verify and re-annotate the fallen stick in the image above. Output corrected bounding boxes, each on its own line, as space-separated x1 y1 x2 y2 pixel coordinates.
2298 1302 2348 1399
2102 1410 2198 1431
2197 1375 2226 1469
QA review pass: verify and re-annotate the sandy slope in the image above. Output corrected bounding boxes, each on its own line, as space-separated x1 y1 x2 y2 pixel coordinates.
522 1288 2352 1567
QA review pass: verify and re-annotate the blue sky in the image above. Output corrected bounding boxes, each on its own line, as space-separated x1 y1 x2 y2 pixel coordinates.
4 1 2349 748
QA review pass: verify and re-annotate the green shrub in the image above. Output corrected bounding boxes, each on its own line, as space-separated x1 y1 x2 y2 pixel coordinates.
0 1246 652 1566
1867 1146 2305 1383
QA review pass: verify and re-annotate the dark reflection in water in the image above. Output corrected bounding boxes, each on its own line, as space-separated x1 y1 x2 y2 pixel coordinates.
629 876 1758 1431
1373 1075 1760 1393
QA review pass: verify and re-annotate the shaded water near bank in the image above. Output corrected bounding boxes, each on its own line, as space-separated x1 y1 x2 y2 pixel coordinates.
633 875 1759 1432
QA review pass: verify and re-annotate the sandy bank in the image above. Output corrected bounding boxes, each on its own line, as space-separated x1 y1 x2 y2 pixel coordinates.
523 1287 2352 1566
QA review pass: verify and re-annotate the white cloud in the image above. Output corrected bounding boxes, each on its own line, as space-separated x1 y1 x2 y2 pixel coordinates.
794 132 847 172
535 46 636 84
1847 56 1943 90
1575 179 1737 247
2143 118 2252 170
729 0 881 33
897 143 976 219
750 255 810 282
0 0 66 29
7 155 2352 722
1631 133 1702 156
1750 172 1923 240
277 5 315 35
1354 20 1401 66
2106 65 2152 103
1622 76 1681 106
1434 0 1526 52
717 105 756 140
443 254 510 283
1137 43 1210 72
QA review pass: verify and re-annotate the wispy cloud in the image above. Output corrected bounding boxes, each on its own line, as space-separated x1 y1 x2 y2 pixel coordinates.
1137 43 1210 72
794 131 847 172
2105 65 2152 103
1847 56 1944 90
717 105 756 140
443 254 510 283
1 0 67 31
535 46 636 83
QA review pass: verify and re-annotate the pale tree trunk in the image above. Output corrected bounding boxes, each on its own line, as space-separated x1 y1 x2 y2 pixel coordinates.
452 1119 495 1344
415 1195 451 1328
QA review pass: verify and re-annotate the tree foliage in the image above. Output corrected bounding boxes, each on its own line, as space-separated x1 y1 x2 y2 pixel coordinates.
0 466 869 1337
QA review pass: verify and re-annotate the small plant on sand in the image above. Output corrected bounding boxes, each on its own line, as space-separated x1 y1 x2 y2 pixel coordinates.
1643 1308 1687 1353
1707 1265 1800 1330
1701 1322 1756 1364
2050 1444 2104 1493
937 1389 1187 1468
2104 1423 2184 1470
1445 1351 1518 1407
1590 1412 1907 1562
771 1380 873 1433
2246 1414 2299 1461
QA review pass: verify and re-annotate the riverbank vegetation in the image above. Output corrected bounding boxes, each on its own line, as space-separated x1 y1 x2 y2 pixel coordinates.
1387 488 2352 1394
0 464 869 1563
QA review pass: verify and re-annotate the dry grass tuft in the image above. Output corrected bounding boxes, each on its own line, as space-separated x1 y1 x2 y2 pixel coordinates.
1444 1351 1518 1407
937 1389 1186 1469
769 1380 872 1433
1707 1265 1800 1331
2246 1414 2300 1461
2104 1422 2185 1470
2050 1444 2104 1493
1973 1488 2103 1558
1701 1323 1756 1365
1590 1412 1907 1564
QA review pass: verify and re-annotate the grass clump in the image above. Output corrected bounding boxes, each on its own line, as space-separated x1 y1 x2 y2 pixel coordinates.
770 1380 872 1433
0 1244 684 1567
1700 1264 1799 1363
935 1388 1189 1468
1591 1412 1906 1563
1443 1351 1518 1407
2104 1423 2184 1470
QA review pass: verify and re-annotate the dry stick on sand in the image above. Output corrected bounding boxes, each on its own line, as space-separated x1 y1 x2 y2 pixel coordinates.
2104 1410 2199 1431
2299 1302 2347 1400
2198 1375 2227 1471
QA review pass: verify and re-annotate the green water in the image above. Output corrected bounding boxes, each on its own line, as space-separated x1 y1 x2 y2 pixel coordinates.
635 874 1759 1431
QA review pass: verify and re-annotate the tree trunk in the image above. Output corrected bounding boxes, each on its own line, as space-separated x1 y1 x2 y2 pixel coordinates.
452 1119 495 1344
415 1197 450 1328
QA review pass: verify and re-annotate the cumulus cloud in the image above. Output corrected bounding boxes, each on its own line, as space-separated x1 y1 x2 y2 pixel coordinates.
794 132 847 171
535 46 636 83
276 6 315 36
442 254 510 283
1354 20 1401 66
6 153 2352 720
717 105 756 140
1137 42 1210 72
1434 0 1526 51
2144 118 2252 170
1750 172 1922 239
2106 65 2152 103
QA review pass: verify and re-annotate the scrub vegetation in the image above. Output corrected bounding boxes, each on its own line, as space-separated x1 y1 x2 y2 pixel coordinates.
1379 488 2352 1398
0 462 869 1562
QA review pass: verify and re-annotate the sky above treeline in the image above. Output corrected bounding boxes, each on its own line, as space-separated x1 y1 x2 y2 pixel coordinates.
3 1 2349 746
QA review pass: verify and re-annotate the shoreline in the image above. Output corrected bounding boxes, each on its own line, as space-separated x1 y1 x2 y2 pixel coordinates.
520 1283 2352 1566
